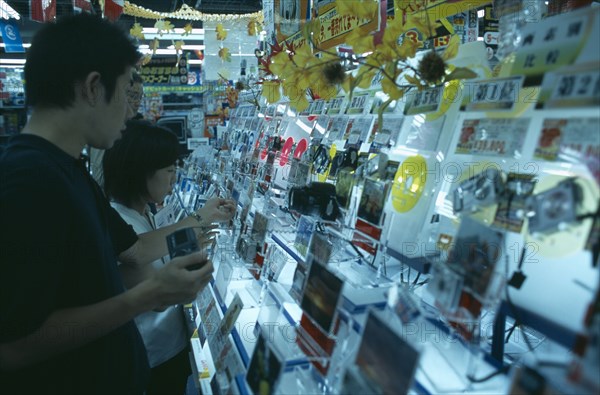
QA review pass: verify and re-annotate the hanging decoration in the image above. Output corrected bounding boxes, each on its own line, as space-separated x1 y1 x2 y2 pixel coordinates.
150 37 159 55
247 20 260 36
73 0 92 13
182 23 194 36
218 47 232 62
101 0 124 21
259 0 478 114
30 0 56 23
215 23 231 63
154 20 175 36
123 2 262 22
215 23 228 41
129 22 145 40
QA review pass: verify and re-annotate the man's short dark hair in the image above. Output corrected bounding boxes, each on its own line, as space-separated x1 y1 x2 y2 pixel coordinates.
25 13 141 109
103 120 180 207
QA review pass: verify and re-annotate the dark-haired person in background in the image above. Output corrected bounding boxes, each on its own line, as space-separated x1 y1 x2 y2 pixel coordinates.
128 70 145 120
0 14 230 394
90 70 145 188
103 120 215 394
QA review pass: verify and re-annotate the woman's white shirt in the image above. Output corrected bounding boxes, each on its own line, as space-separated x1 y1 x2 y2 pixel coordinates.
111 202 188 368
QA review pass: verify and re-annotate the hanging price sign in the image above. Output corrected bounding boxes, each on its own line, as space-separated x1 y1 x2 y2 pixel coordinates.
404 86 443 115
464 76 524 111
548 68 600 108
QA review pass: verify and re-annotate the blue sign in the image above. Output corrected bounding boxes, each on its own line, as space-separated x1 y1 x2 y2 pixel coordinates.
0 19 25 53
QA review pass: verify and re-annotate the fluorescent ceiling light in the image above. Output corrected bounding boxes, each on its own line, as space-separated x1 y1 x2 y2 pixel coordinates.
0 43 31 48
205 53 256 57
0 58 26 64
139 48 179 55
142 28 205 34
141 28 204 41
144 33 204 41
167 44 205 50
0 0 20 20
139 44 205 50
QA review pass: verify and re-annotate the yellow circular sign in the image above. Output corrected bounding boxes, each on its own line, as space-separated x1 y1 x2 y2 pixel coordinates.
392 155 427 213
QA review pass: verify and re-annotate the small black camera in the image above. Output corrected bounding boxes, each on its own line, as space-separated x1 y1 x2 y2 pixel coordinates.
166 228 205 271
288 182 341 221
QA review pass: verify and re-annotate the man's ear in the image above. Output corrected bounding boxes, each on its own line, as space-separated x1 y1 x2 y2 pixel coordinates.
80 72 102 106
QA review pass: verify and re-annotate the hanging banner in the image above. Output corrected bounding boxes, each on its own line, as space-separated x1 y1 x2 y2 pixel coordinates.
30 0 56 23
73 0 92 13
0 19 24 53
102 0 124 21
140 56 188 85
311 2 378 50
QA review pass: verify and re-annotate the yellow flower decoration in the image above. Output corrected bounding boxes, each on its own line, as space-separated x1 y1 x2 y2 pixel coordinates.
270 51 294 79
301 19 323 45
141 54 153 66
313 83 338 101
247 20 258 36
382 76 405 100
262 80 281 104
356 67 377 89
174 40 185 53
405 74 426 90
284 82 309 111
397 37 423 60
130 23 145 40
218 47 232 62
151 38 159 55
441 34 460 61
154 20 174 36
216 23 228 41
345 26 375 54
182 23 193 36
259 2 477 114
382 16 408 48
335 0 379 21
292 44 314 68
407 14 440 39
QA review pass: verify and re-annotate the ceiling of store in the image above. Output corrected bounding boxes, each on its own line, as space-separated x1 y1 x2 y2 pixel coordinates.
1 0 262 63
4 0 262 16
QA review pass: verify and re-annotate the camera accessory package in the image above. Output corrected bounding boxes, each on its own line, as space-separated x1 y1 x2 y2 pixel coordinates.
492 173 537 232
526 177 582 234
294 236 342 376
290 232 333 304
446 216 505 302
246 331 284 395
341 310 420 395
288 182 341 221
453 167 505 214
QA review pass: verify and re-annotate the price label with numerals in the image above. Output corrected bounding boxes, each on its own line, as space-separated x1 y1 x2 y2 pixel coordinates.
455 118 530 157
404 86 443 115
346 92 370 115
545 68 600 108
464 76 524 111
534 118 600 166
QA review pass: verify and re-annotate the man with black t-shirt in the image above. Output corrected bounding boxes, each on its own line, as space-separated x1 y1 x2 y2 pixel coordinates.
0 14 223 394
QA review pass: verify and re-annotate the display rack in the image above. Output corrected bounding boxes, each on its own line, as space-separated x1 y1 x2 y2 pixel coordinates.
164 6 600 395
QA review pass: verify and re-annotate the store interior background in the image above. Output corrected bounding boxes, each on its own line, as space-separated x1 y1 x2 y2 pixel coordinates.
1 1 600 394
